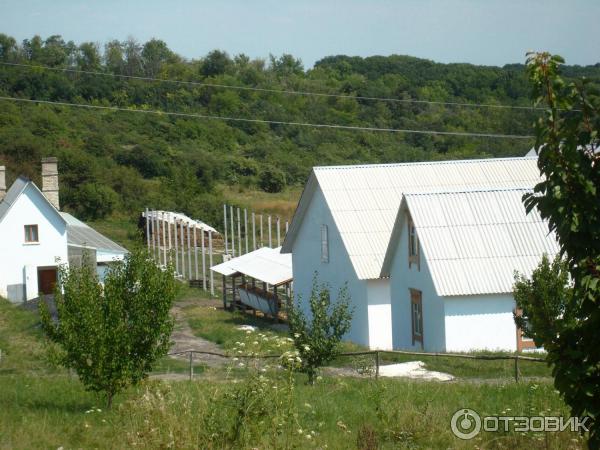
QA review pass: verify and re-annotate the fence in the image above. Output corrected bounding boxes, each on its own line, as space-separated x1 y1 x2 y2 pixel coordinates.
166 349 547 383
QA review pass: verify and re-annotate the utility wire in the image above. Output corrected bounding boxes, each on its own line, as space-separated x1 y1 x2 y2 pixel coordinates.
0 96 534 139
0 61 542 111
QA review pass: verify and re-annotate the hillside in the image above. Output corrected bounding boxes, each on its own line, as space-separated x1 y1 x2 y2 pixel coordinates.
1 34 599 236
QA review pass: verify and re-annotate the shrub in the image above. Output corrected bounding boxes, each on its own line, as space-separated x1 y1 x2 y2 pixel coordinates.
288 274 353 384
40 250 176 407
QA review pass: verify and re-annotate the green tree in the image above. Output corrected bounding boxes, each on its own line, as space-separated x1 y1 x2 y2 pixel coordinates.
70 182 119 220
258 166 286 193
288 275 353 384
513 255 574 346
40 250 176 407
524 52 600 446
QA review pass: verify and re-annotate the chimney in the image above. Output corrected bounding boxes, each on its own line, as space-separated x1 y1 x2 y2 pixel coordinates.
41 157 60 210
0 165 5 202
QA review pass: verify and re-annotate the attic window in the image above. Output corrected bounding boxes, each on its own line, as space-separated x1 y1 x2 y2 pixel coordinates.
321 224 329 263
24 224 39 243
408 215 419 270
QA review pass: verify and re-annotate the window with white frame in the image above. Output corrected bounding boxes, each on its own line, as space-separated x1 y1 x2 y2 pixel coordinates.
321 224 329 263
24 224 39 243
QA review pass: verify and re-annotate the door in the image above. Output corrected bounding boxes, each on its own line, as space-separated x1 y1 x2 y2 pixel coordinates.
38 268 57 296
410 289 423 348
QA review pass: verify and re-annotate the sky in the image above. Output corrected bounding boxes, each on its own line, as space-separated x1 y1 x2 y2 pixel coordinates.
0 0 598 68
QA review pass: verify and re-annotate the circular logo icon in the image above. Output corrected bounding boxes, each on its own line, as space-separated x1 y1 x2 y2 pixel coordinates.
451 408 482 440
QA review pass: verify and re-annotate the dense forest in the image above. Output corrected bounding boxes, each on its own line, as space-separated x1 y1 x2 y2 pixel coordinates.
1 34 599 226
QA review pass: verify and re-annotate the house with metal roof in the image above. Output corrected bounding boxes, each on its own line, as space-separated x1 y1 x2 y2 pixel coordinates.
281 157 543 350
0 158 127 303
380 188 557 352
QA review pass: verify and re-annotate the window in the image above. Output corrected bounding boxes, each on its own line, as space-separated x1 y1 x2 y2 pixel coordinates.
514 308 537 351
408 215 419 269
410 289 423 346
321 224 329 263
24 225 39 243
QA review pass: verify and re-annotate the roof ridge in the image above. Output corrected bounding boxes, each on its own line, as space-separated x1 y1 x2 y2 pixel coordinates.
402 186 534 197
313 156 537 171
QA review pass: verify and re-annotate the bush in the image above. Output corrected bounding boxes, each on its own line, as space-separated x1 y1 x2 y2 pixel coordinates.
288 274 353 384
258 166 286 193
40 250 176 407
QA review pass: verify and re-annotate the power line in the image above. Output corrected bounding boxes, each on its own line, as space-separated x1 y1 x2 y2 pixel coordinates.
0 96 534 139
0 61 542 111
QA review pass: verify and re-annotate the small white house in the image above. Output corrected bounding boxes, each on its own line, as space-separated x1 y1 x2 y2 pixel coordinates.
380 188 558 352
0 172 68 302
0 158 127 302
282 157 543 350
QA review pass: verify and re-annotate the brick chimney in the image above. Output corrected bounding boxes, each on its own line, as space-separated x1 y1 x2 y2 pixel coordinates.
0 165 5 202
41 157 60 210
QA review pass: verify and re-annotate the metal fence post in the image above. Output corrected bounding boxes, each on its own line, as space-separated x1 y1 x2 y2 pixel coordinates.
375 351 380 380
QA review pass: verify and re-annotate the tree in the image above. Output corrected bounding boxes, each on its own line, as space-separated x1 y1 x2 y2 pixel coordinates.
523 52 600 446
40 250 176 407
259 166 286 193
513 255 574 346
288 275 353 384
202 50 232 77
70 182 119 220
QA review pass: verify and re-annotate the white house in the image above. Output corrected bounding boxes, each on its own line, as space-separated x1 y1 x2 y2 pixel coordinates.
0 158 127 303
380 188 558 352
282 157 543 350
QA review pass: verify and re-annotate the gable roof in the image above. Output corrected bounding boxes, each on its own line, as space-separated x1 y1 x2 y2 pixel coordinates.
282 157 542 280
60 212 127 255
382 188 559 296
0 176 66 225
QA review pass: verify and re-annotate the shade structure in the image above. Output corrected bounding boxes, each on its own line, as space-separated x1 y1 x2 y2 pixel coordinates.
211 246 292 286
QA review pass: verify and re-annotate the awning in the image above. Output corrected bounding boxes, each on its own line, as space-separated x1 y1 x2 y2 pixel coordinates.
211 247 292 286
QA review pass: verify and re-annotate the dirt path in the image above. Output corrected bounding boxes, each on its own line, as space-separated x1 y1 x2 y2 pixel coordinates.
168 299 229 368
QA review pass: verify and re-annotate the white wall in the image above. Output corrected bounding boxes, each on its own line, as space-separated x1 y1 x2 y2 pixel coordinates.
444 294 517 352
389 213 446 352
291 185 370 347
0 184 68 302
366 279 393 349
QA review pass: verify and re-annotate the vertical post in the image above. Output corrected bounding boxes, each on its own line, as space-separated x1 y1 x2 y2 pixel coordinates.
277 217 281 247
167 213 172 265
150 210 156 260
189 351 193 381
174 219 179 275
162 212 167 266
252 212 256 250
209 231 214 296
514 355 519 383
155 211 161 264
187 222 193 280
244 208 249 254
201 230 207 290
145 208 151 251
260 215 264 247
180 220 185 278
222 274 227 309
230 205 235 257
268 215 272 247
193 224 199 281
237 207 242 256
285 221 289 234
223 204 229 256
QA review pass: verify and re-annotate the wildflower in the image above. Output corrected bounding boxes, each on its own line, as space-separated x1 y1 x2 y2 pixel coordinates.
305 434 312 440
303 344 310 351
294 333 300 338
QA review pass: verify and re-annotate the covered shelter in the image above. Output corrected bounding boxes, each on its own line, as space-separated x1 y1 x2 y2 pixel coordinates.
211 247 293 320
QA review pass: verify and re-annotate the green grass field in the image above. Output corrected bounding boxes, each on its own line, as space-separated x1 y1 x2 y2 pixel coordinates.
0 294 587 449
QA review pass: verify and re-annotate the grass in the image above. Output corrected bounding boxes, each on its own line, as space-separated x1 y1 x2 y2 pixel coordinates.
221 185 302 222
0 295 584 449
87 213 141 251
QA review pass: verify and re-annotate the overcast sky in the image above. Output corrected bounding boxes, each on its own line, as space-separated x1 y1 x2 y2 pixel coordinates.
0 0 598 68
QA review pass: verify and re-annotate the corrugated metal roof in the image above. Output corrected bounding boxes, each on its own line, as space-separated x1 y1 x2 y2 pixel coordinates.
402 188 559 296
143 210 218 234
307 157 542 280
60 212 127 256
211 246 292 286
